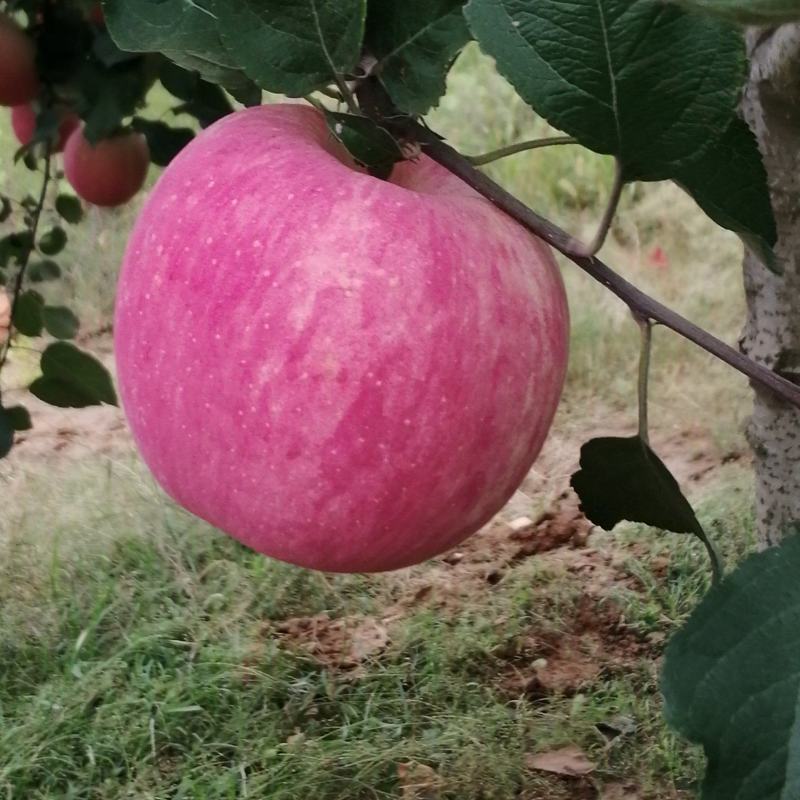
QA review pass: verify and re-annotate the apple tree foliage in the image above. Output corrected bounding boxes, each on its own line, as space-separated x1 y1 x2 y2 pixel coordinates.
0 0 250 446
2 0 800 795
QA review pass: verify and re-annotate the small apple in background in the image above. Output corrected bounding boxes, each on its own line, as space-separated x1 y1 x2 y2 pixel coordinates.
0 16 39 107
115 103 569 573
88 2 105 26
0 290 10 344
63 127 150 207
10 104 80 152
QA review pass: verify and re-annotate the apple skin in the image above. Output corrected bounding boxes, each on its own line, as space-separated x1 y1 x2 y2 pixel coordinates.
63 128 150 207
89 3 105 26
114 103 569 573
0 16 39 107
0 289 9 343
10 104 80 152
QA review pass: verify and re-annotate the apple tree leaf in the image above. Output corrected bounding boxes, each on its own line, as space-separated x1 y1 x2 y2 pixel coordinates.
366 0 472 115
55 195 83 225
30 343 117 408
675 0 800 24
38 227 67 257
13 290 45 337
0 407 13 459
0 232 32 268
662 526 800 800
28 260 62 283
571 435 721 578
42 306 80 340
104 0 257 96
159 61 236 128
131 118 194 166
674 116 778 272
325 112 404 179
216 0 367 96
464 0 746 181
571 436 702 534
4 405 32 432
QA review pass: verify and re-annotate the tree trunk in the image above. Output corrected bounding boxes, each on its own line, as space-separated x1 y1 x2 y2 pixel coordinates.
740 27 800 546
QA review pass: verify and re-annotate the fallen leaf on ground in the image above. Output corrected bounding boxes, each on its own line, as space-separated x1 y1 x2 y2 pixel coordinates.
349 618 390 662
525 744 595 776
397 761 442 799
596 714 637 740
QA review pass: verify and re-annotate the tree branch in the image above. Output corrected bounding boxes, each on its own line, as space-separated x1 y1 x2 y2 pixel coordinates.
392 118 800 409
0 145 52 373
577 157 625 257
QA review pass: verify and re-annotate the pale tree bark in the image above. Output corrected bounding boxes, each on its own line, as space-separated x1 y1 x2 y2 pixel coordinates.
740 26 800 546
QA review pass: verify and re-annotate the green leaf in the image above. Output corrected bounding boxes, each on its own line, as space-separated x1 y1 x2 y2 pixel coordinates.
0 232 33 268
571 435 702 534
30 342 117 408
75 57 154 144
676 0 800 23
0 197 11 223
464 0 746 181
28 260 62 283
131 118 194 166
0 407 13 459
325 112 403 179
674 116 779 272
92 30 143 68
216 0 367 96
104 0 258 95
38 227 68 256
43 306 80 340
13 290 45 337
159 61 235 128
662 526 800 800
4 405 32 432
55 195 84 225
366 0 471 114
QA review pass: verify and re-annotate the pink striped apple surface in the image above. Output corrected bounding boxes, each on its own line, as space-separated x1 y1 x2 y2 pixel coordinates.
115 104 569 572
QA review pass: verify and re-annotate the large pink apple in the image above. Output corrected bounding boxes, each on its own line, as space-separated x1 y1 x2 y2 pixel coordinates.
114 103 569 573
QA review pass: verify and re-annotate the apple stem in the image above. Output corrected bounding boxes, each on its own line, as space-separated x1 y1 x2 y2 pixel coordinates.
572 158 625 258
333 75 359 114
466 136 578 166
637 316 653 444
0 143 52 375
394 118 800 410
317 86 346 102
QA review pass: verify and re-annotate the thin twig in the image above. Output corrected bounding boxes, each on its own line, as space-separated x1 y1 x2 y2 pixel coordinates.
467 136 578 166
577 157 625 257
333 74 358 114
0 144 52 373
317 86 346 103
637 317 653 444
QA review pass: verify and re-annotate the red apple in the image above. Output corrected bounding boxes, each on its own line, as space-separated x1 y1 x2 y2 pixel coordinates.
10 104 80 152
0 16 38 107
89 3 104 27
63 127 149 207
0 289 10 343
114 103 569 573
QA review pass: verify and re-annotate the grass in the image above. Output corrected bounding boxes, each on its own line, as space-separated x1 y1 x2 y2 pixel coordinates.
1 45 758 799
0 457 755 799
